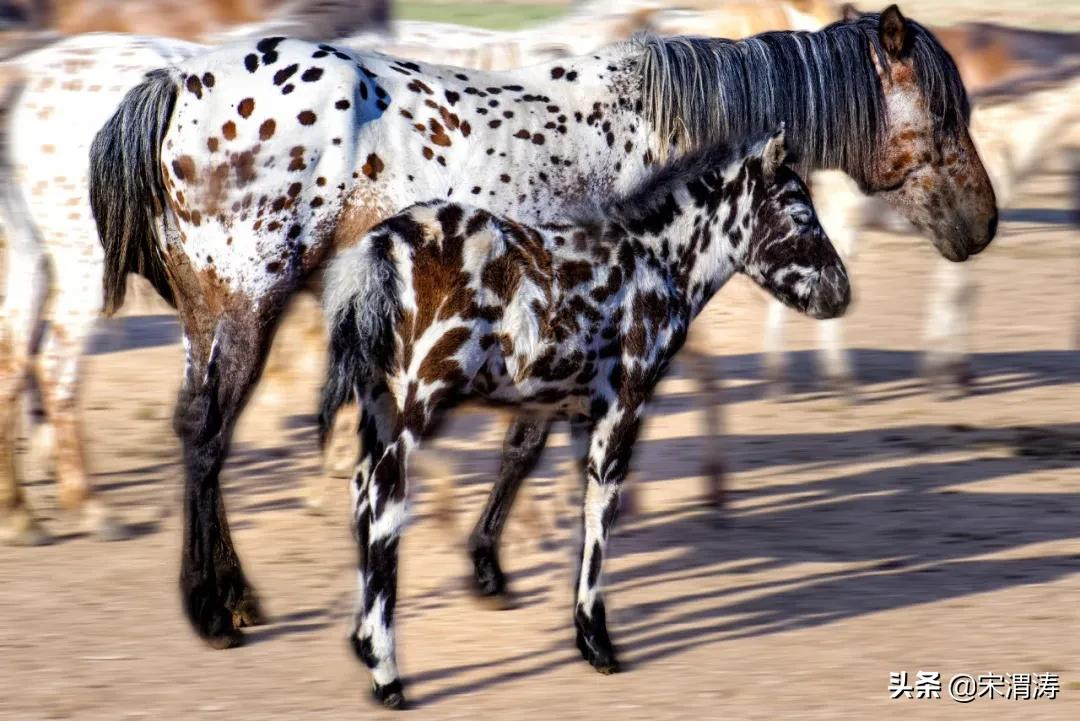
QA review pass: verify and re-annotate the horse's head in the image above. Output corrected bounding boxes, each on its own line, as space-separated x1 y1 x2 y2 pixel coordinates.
855 5 998 261
741 129 851 320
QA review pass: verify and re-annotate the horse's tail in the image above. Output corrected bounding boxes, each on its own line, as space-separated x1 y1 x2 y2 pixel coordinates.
89 68 179 316
318 236 401 447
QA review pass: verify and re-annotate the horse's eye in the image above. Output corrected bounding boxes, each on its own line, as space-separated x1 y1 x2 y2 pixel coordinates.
793 209 813 226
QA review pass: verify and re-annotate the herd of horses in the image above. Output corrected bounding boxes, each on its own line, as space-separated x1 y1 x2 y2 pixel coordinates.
0 0 1074 709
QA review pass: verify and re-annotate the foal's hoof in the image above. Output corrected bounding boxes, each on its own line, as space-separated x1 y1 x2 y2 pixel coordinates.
371 679 406 710
1 512 51 547
469 544 513 608
576 630 621 675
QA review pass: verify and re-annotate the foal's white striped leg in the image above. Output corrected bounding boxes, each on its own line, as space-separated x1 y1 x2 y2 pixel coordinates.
573 401 643 674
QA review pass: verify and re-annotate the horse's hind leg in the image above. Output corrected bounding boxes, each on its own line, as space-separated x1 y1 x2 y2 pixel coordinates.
0 226 49 545
467 410 551 603
174 306 272 648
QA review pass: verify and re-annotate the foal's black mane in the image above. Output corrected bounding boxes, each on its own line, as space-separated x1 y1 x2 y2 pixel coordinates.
637 12 970 185
599 133 773 229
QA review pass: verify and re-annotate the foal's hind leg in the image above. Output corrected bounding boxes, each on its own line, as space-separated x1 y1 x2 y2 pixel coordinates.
350 384 434 709
467 410 551 603
174 306 272 648
0 233 49 545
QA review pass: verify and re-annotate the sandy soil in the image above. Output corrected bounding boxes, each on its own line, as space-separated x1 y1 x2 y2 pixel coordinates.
1 138 1078 720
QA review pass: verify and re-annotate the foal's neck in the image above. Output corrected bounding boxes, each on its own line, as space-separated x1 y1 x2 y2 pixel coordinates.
611 162 749 318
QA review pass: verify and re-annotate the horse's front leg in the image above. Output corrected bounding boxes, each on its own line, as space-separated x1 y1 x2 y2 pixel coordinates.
467 410 552 603
574 399 643 674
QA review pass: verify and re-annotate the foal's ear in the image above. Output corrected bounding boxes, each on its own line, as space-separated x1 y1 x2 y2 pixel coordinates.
762 127 787 182
840 3 861 22
879 4 909 60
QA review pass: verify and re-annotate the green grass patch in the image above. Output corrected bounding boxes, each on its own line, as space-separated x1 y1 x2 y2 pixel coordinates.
395 2 567 30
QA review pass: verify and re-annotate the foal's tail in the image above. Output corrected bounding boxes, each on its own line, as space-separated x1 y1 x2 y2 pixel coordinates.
89 68 179 315
318 237 402 447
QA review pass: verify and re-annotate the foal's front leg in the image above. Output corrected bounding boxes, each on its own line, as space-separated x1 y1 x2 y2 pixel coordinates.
468 410 552 602
574 401 643 674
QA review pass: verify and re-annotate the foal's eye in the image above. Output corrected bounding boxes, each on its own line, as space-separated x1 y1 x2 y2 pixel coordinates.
792 209 813 226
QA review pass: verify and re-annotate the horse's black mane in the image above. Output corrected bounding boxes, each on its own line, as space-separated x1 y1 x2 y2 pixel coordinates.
638 11 970 185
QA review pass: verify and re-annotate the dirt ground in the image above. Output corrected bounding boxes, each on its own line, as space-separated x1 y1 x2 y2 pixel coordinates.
1 136 1078 719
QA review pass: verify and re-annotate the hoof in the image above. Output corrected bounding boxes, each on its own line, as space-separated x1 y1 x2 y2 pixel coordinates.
475 588 516 611
230 592 265 629
821 372 857 398
922 354 974 395
469 542 511 606
303 495 328 517
82 501 129 542
204 629 244 650
575 630 620 675
372 679 406 710
1 511 51 547
183 583 249 649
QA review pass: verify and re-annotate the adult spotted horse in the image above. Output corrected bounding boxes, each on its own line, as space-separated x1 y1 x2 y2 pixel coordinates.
88 5 995 669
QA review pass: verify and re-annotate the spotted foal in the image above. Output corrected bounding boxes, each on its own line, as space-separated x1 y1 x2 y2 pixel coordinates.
319 129 850 707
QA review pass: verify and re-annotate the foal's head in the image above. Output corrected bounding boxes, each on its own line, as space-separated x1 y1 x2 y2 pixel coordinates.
737 130 851 320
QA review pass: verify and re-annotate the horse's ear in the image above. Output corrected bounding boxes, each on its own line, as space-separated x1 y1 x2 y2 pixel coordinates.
762 127 787 182
840 3 861 22
879 4 909 60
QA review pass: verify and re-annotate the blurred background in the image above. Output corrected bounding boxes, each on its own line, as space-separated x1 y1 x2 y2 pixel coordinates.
1 1 1079 719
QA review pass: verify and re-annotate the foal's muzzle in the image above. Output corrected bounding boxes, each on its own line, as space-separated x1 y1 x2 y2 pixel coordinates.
806 265 851 319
